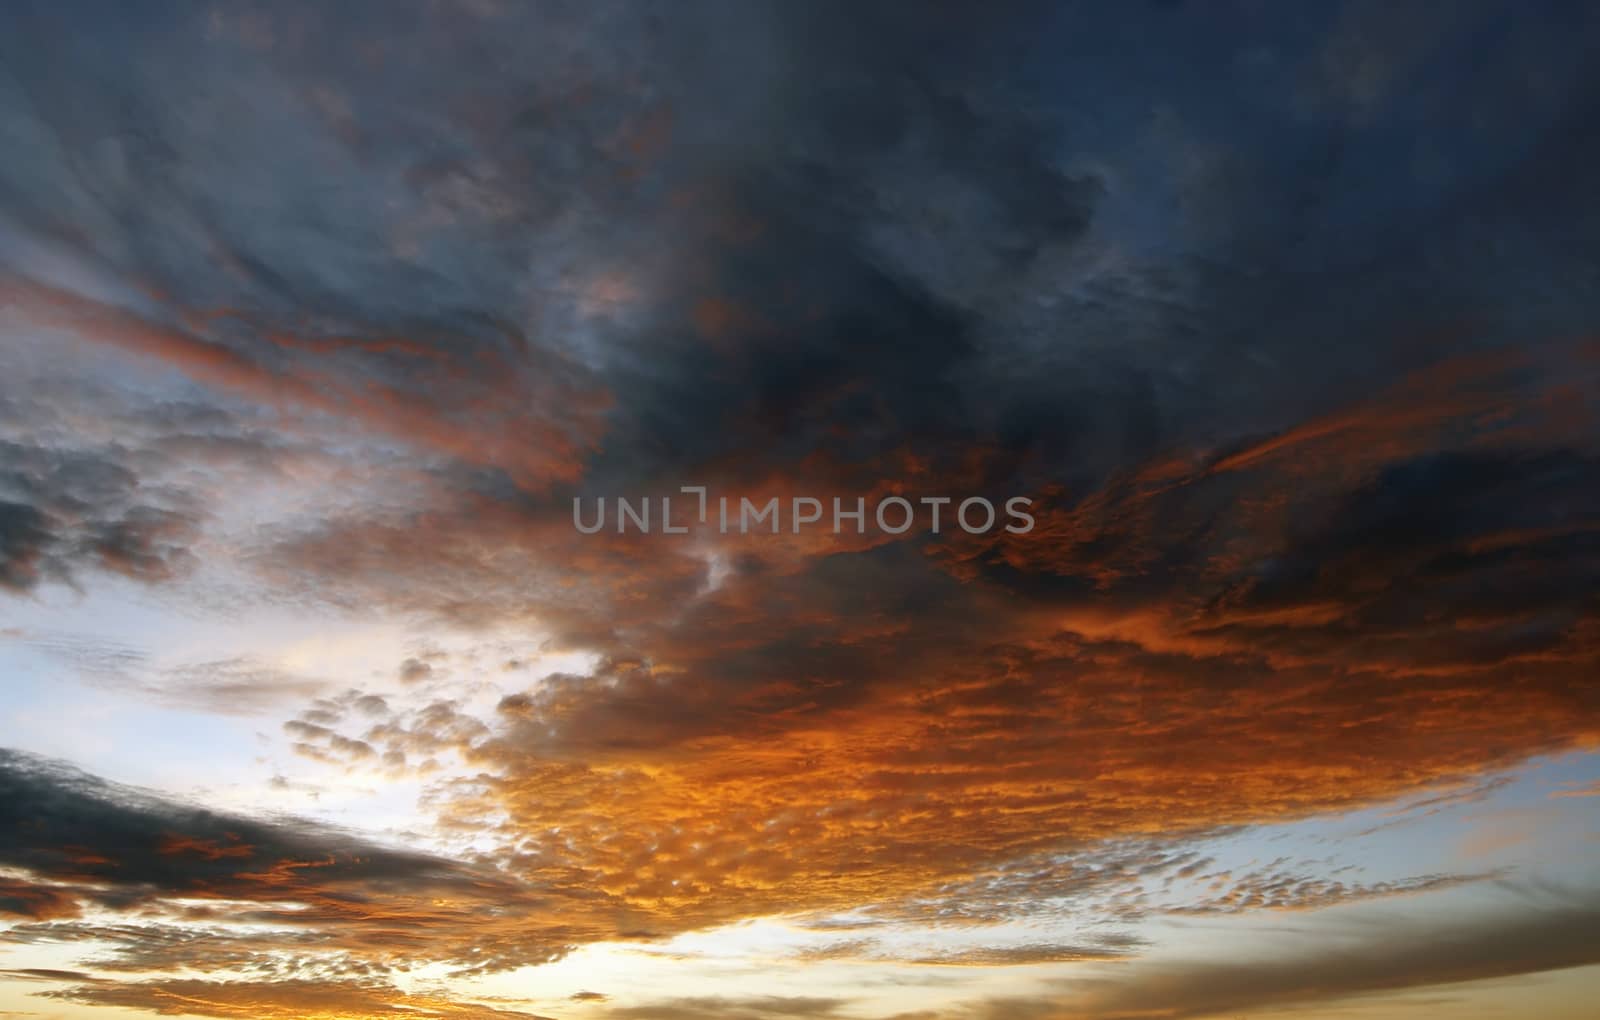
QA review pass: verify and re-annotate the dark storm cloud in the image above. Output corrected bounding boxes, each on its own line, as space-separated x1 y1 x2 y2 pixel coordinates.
2 0 1597 534
0 750 590 971
0 748 482 901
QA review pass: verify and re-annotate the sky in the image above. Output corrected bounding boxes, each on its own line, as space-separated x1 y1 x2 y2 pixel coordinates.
0 1 1598 1019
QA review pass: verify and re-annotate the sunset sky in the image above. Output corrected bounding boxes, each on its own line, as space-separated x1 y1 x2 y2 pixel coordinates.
2 2 1598 1019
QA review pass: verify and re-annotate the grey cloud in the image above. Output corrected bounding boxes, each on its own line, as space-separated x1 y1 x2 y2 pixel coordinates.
0 748 492 902
46 976 557 1019
0 749 591 972
1040 887 1600 1019
0 439 200 591
11 631 326 716
604 996 854 1020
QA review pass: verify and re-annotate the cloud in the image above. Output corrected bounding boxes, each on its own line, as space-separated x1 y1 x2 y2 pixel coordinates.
47 977 555 1020
1550 780 1600 799
0 967 96 982
140 657 330 716
0 438 201 592
905 943 1140 968
0 277 607 489
283 350 1595 936
577 886 1600 1020
0 750 589 972
8 631 327 716
0 338 331 598
1024 888 1600 1019
400 657 435 684
256 343 1598 945
0 877 82 922
602 996 853 1020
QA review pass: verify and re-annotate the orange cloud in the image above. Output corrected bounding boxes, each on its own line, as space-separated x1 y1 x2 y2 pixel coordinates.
233 343 1600 951
48 977 553 1020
